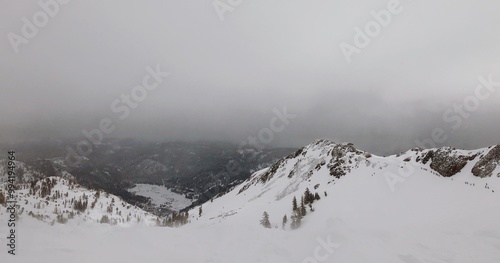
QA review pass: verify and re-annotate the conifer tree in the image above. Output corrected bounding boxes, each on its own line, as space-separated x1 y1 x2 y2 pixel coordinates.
298 198 307 219
260 211 271 228
282 214 288 229
292 196 298 211
300 196 307 217
100 215 110 224
304 188 313 204
199 205 203 217
290 210 301 230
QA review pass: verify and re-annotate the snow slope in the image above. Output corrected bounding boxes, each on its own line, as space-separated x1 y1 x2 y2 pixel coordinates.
184 140 500 262
0 177 158 227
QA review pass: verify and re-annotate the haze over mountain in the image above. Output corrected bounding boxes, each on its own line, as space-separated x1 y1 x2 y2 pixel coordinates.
1 0 500 155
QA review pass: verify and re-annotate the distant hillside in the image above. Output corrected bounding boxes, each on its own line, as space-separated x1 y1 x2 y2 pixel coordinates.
0 176 159 226
0 139 296 213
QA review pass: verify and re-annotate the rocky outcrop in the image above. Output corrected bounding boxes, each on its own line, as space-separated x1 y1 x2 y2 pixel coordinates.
420 147 477 177
327 143 363 179
472 145 500 178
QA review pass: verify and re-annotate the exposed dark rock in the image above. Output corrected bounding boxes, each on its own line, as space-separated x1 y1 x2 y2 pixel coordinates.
472 145 500 178
314 161 326 171
287 147 304 159
328 161 347 179
422 151 434 165
259 158 287 183
327 144 360 178
426 148 470 177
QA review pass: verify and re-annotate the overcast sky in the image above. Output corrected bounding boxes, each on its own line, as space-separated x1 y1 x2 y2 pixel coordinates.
1 0 499 155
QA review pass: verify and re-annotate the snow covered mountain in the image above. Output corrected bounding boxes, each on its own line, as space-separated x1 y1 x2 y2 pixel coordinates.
189 139 500 222
0 176 159 226
2 140 500 262
183 140 500 262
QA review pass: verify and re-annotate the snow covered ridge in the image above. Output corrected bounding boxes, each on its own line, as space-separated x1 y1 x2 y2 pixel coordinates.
238 140 371 193
238 140 500 194
183 140 500 261
188 139 499 228
0 177 159 226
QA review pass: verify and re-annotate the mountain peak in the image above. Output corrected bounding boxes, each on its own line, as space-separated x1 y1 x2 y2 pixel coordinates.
233 141 500 199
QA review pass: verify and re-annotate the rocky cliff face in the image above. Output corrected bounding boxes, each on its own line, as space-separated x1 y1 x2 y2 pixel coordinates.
416 144 500 178
416 147 478 177
472 145 500 178
327 142 363 179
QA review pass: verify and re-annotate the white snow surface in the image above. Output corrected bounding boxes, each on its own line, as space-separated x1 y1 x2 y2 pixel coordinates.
128 183 192 211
